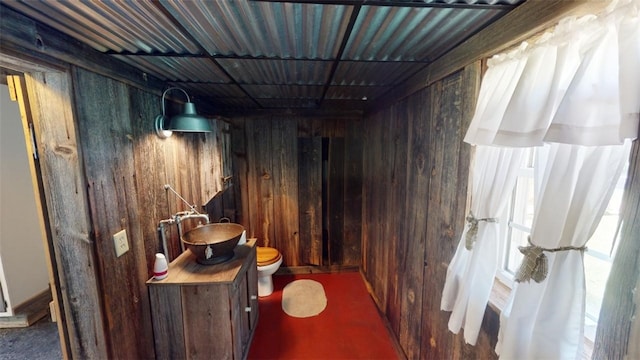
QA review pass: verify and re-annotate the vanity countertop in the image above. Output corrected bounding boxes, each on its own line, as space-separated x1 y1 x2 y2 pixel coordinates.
147 238 256 286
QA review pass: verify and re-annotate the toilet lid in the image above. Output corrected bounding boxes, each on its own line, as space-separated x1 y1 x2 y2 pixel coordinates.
257 246 281 266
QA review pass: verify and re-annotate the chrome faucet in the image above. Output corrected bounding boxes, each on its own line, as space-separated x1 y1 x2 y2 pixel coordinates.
158 185 210 259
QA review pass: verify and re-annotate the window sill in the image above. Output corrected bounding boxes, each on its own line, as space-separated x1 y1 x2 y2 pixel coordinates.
488 278 594 359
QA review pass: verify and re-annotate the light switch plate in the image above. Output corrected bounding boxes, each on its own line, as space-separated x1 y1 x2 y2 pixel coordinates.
113 229 129 257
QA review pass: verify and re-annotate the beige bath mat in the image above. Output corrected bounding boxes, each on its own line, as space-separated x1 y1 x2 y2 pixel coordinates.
281 279 327 318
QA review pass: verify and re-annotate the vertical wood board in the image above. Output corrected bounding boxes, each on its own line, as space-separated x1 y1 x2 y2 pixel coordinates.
149 286 186 360
298 136 323 265
328 137 345 265
73 67 154 359
25 71 108 359
271 119 300 266
343 119 364 267
397 88 432 360
182 285 233 360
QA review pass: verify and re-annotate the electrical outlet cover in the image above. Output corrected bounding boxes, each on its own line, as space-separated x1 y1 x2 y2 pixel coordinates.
113 229 129 257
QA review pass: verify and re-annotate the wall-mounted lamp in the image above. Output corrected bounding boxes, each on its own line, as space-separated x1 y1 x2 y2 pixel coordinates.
154 87 213 139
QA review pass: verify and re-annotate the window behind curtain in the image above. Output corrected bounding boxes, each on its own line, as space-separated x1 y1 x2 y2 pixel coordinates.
495 147 627 341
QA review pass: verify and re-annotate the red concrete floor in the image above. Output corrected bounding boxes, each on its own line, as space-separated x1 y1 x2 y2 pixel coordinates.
247 272 400 360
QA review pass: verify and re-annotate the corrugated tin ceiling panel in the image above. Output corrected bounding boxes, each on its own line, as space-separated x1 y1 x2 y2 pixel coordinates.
325 85 393 101
1 0 525 113
216 59 332 85
332 61 426 86
321 99 367 111
4 0 200 54
115 56 230 83
256 98 320 109
159 0 354 59
172 83 248 99
344 5 504 61
216 97 260 109
425 0 521 4
243 85 324 99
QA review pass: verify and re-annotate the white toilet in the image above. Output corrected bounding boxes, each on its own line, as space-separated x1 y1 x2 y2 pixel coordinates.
256 246 283 297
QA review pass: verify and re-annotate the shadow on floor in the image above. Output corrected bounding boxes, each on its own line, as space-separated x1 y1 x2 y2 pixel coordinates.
0 317 61 360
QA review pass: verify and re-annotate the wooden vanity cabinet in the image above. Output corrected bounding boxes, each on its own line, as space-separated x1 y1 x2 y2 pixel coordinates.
147 239 258 360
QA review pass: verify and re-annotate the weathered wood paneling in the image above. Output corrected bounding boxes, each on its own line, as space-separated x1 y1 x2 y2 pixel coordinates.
361 63 489 359
271 119 300 266
362 108 390 308
246 118 276 248
327 137 345 265
69 67 230 359
594 140 640 359
231 121 250 226
73 68 155 359
398 89 431 360
232 116 362 267
420 65 480 359
25 71 107 359
298 137 322 265
343 119 364 266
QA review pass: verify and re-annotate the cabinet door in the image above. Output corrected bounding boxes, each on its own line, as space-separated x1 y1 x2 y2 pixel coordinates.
183 285 233 359
231 273 250 359
247 251 258 330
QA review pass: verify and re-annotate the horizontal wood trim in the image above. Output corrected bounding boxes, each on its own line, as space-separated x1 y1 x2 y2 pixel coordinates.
0 289 52 328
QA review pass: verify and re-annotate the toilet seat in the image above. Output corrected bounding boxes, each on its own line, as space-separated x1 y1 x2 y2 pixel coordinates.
257 246 282 266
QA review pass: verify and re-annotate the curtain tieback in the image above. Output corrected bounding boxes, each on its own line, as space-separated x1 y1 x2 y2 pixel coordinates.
465 212 499 250
514 237 587 283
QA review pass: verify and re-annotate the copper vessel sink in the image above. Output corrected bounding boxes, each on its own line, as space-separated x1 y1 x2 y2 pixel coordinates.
181 223 245 265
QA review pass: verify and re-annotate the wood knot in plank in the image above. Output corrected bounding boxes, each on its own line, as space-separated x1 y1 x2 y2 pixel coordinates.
415 154 425 171
444 226 455 238
54 144 76 156
407 289 415 304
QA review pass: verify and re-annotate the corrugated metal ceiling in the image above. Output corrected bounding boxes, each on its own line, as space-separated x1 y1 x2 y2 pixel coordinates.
1 0 526 114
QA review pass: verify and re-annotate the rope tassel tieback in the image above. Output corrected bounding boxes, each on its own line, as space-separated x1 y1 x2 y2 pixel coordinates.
514 245 547 283
465 212 499 250
514 237 586 283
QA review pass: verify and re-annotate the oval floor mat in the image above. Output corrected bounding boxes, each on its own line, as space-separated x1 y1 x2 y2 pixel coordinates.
281 279 327 318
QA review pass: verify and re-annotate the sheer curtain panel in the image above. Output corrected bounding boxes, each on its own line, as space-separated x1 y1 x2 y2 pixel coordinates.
441 146 523 345
441 0 640 355
496 141 632 359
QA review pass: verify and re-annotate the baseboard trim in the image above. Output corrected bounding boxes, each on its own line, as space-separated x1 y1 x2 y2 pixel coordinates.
276 265 360 275
0 289 52 328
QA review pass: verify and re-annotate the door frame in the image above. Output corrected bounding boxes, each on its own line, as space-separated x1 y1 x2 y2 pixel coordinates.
1 68 70 359
0 52 107 359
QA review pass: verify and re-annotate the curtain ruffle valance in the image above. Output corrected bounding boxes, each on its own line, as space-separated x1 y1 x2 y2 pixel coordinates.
464 1 639 147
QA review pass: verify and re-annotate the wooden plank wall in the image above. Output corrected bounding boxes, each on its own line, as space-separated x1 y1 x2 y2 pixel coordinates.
361 62 501 359
593 140 640 359
72 67 229 359
25 71 107 359
230 116 362 267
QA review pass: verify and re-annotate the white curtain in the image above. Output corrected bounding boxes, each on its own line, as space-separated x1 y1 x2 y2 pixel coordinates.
441 146 523 345
441 0 640 354
440 38 529 345
496 141 632 359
